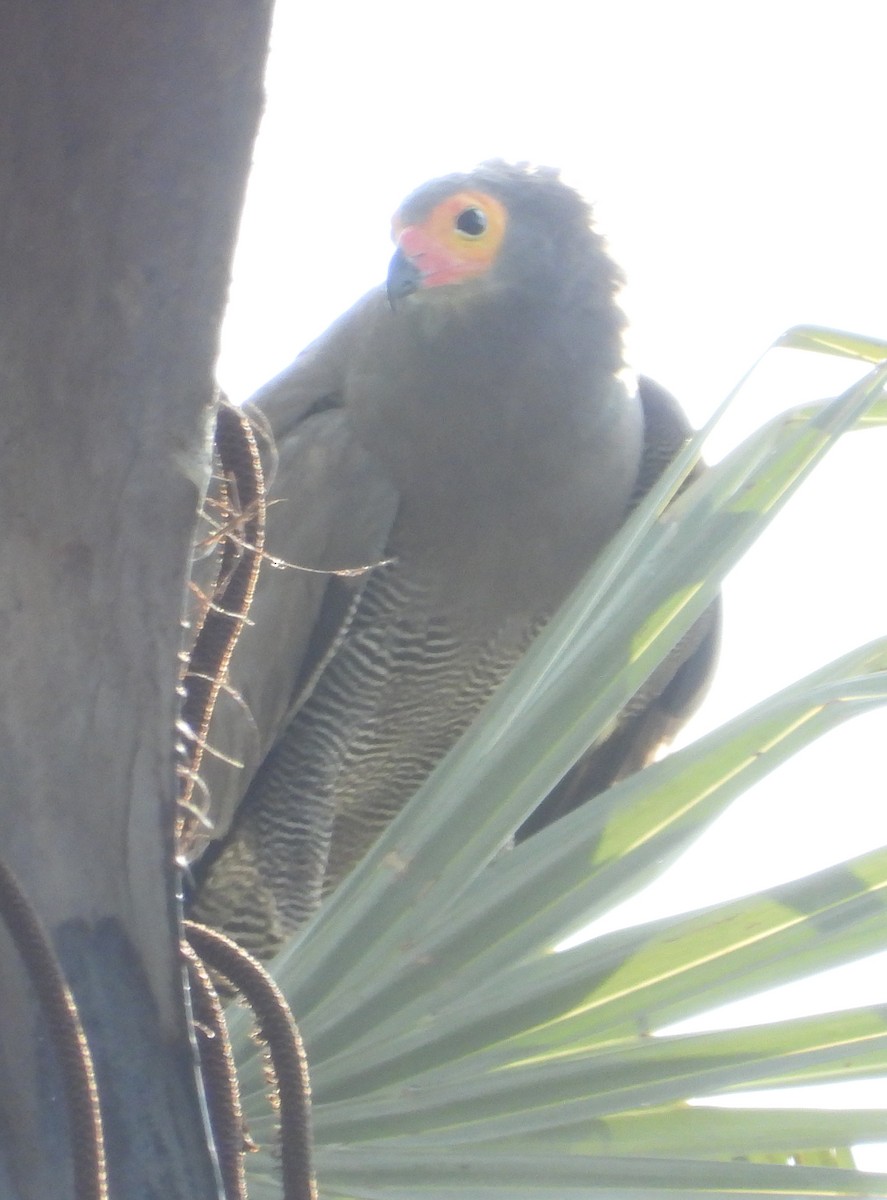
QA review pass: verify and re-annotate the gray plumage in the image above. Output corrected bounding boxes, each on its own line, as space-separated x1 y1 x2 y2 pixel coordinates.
190 163 718 958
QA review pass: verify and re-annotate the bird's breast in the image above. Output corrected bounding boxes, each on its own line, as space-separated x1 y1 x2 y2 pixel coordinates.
344 326 643 625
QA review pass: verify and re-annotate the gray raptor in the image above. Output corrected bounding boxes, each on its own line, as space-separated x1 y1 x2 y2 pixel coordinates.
189 163 719 959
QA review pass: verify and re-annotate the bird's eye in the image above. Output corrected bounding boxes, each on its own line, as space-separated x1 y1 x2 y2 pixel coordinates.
455 207 487 237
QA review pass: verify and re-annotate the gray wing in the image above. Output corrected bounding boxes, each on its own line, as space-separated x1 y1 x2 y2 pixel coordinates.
190 291 399 858
516 376 721 839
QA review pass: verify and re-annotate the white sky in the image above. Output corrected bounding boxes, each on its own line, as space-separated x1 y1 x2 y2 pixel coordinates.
218 0 887 1167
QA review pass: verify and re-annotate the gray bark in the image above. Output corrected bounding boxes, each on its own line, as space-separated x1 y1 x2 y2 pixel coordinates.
0 2 273 1195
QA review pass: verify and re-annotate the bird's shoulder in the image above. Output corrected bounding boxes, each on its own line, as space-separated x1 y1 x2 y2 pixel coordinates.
251 287 390 439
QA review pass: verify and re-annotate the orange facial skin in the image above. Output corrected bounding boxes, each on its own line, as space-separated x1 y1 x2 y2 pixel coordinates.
391 190 507 289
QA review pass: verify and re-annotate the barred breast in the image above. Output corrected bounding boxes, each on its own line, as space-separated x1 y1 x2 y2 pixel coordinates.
191 559 543 958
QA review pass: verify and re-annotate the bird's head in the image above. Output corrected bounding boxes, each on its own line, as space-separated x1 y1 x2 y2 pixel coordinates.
386 161 622 315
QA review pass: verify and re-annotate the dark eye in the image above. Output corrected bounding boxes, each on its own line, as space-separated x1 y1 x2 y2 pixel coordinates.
455 207 487 236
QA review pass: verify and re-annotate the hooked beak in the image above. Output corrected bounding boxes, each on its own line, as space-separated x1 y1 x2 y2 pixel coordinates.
386 246 422 309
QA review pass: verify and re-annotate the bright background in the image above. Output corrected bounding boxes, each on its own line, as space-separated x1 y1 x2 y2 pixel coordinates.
218 0 887 1165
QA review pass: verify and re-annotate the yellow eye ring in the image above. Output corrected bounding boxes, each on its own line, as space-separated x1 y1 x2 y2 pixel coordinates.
391 189 508 287
428 190 507 263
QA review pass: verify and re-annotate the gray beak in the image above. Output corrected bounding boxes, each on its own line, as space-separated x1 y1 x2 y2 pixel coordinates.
386 247 422 309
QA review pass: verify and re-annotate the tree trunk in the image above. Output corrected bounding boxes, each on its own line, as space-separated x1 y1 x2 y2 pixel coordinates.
0 2 273 1195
